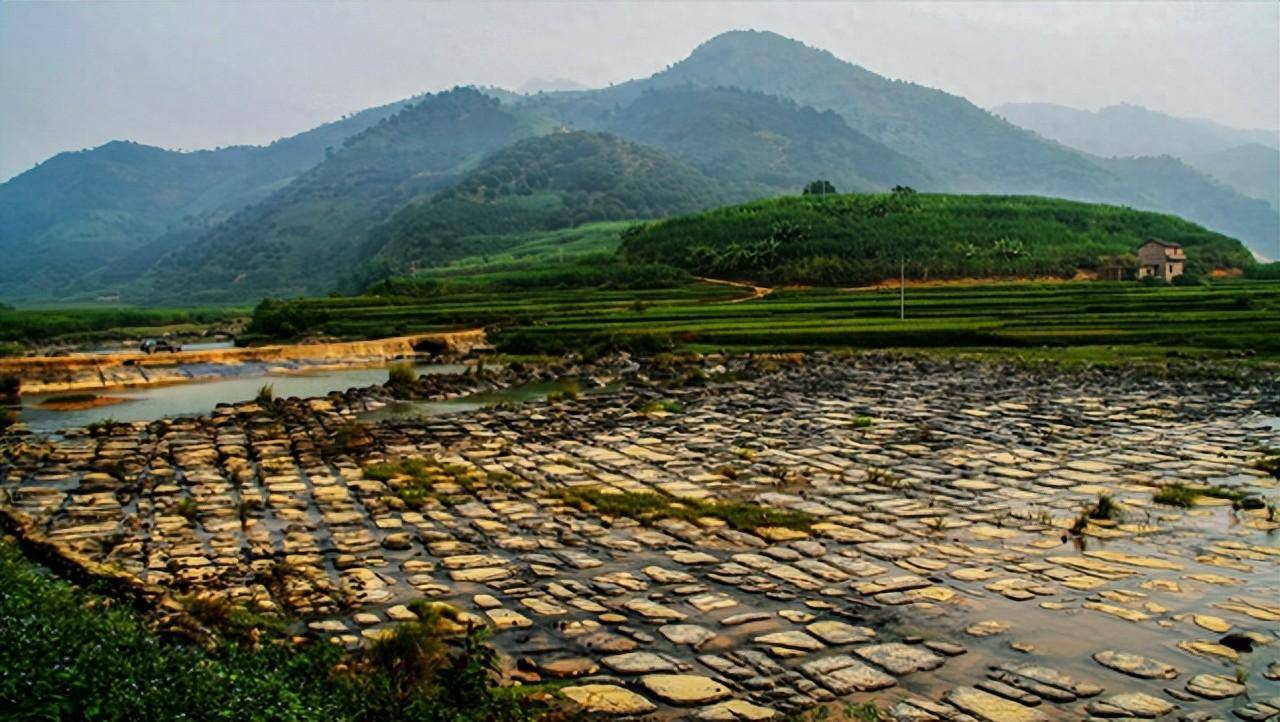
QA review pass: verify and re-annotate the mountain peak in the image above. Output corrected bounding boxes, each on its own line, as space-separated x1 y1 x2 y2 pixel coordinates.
687 29 832 64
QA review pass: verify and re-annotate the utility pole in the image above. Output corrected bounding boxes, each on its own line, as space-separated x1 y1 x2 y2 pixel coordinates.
899 257 905 321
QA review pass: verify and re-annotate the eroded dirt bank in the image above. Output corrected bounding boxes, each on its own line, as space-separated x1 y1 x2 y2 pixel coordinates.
0 330 486 394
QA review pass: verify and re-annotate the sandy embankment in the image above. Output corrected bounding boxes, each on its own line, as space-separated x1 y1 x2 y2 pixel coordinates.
0 330 486 394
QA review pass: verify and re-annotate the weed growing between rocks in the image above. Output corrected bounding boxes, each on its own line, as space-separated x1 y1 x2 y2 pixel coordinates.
256 383 275 404
1255 448 1280 478
1153 484 1199 508
552 487 815 532
640 398 684 414
1153 483 1247 508
364 457 506 509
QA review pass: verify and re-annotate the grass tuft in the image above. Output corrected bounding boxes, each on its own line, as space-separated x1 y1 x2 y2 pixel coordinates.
553 487 814 532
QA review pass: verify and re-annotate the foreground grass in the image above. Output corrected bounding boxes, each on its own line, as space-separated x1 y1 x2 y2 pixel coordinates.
0 538 544 721
554 487 815 531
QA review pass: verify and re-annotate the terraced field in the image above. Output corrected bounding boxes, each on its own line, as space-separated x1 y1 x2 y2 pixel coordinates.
253 280 1280 361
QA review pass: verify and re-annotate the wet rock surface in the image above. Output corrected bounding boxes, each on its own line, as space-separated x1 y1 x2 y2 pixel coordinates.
3 353 1279 719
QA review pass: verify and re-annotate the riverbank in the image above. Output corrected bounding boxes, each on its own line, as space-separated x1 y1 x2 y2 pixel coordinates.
0 329 486 394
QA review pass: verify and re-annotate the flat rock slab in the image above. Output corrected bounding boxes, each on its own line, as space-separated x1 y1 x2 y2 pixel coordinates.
561 684 657 716
854 643 945 675
639 674 732 706
1185 673 1246 700
754 630 825 652
1085 692 1176 718
659 624 716 648
806 620 875 645
944 687 1049 722
801 655 896 694
694 700 778 720
1092 650 1178 680
601 651 677 674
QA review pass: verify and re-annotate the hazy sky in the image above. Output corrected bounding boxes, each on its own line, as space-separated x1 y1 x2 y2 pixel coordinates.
2 1 1278 181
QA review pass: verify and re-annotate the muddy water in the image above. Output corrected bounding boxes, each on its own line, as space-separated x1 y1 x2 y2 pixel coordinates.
11 362 464 432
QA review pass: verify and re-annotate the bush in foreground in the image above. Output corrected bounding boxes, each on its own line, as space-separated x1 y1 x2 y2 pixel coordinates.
0 538 547 721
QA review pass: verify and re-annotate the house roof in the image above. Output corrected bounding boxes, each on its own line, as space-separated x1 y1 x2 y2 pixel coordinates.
1140 239 1183 249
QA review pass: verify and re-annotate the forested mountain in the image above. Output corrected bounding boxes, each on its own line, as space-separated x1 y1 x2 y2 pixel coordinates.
4 29 1277 302
137 88 543 302
1186 144 1280 211
995 102 1280 218
600 87 932 194
621 192 1258 286
993 102 1279 159
521 30 1278 259
0 97 415 301
369 131 730 270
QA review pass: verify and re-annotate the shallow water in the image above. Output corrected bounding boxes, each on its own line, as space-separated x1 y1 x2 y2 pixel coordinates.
360 380 569 421
11 362 464 432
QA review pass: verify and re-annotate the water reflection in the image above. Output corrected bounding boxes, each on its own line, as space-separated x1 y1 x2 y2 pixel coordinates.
13 363 464 432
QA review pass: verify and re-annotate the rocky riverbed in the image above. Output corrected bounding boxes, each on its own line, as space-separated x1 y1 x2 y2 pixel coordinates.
2 354 1279 721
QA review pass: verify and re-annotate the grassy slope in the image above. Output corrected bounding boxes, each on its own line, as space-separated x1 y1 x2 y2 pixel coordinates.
620 192 1258 285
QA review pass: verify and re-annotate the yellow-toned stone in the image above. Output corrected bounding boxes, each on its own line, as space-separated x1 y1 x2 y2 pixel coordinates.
1178 640 1238 661
561 684 657 715
756 526 809 542
1084 550 1183 571
1083 602 1150 622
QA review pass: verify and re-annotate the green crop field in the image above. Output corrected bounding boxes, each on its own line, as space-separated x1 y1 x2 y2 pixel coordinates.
248 278 1280 363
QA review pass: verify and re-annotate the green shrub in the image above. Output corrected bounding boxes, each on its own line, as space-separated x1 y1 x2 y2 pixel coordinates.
0 539 546 721
387 362 418 387
256 384 275 404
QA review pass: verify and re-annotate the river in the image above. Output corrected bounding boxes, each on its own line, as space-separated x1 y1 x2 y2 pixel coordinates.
11 362 465 432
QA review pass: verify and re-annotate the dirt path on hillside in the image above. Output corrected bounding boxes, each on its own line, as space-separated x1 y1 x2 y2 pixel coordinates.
697 277 773 302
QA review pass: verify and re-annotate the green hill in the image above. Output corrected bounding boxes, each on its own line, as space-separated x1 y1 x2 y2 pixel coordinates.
524 30 1278 259
368 131 732 271
620 191 1258 286
137 88 542 303
0 98 414 302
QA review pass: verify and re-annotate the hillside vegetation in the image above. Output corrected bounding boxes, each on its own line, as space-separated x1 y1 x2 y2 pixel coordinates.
0 99 414 302
620 192 1257 286
138 88 542 303
369 131 730 271
601 87 932 194
4 30 1277 303
527 30 1278 259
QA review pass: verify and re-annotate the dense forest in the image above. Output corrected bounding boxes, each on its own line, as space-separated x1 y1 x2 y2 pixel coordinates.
620 191 1259 286
137 88 540 302
600 87 932 194
369 131 731 270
